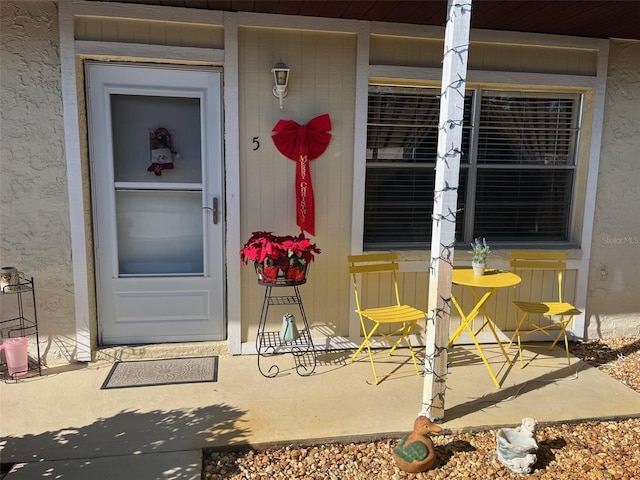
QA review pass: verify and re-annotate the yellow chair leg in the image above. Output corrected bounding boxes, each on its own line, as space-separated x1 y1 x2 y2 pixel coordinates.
366 341 380 385
549 317 572 369
510 312 573 370
350 323 383 384
352 321 421 384
351 323 378 361
388 323 420 376
517 332 525 369
508 312 528 369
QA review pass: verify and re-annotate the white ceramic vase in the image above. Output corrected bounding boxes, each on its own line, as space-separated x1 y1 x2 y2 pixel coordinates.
279 313 299 342
472 261 486 276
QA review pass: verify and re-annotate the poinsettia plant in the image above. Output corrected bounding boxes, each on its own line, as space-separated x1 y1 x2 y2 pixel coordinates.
239 231 283 267
281 235 322 271
240 231 321 271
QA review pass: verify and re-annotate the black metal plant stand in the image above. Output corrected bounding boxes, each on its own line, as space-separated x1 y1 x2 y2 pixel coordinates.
255 273 316 377
0 276 42 379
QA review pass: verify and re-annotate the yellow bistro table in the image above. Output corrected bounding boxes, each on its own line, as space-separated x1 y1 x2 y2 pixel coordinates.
448 268 521 388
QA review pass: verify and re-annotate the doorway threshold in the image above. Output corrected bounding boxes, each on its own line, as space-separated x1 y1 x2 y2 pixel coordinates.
94 340 229 363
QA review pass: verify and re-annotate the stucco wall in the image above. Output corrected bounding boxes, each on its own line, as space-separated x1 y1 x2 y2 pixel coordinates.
0 1 77 364
587 40 640 339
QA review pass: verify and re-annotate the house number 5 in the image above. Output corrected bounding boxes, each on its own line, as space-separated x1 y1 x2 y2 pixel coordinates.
253 137 260 151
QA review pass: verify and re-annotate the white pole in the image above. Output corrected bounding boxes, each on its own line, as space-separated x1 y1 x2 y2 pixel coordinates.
421 0 472 421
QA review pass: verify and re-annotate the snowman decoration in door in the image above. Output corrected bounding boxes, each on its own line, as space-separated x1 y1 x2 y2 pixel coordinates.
148 127 181 176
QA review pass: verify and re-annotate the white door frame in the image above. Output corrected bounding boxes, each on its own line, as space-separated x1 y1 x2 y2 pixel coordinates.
59 2 243 358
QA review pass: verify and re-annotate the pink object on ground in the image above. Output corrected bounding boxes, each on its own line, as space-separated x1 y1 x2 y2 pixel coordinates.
1 337 29 377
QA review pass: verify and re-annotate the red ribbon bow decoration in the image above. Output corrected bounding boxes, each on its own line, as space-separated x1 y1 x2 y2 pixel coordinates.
272 114 332 236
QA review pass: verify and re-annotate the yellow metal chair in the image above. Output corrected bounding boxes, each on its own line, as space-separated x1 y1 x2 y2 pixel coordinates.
508 251 582 368
348 253 426 384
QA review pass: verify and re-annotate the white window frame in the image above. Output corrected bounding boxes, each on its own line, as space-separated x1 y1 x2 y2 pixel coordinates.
363 85 583 249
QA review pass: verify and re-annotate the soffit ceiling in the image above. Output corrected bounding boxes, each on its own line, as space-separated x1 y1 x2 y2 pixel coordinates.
93 1 640 41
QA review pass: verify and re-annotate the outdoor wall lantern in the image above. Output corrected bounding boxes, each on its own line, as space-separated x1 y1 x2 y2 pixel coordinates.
271 61 290 109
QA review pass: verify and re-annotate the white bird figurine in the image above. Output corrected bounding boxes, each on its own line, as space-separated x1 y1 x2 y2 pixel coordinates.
496 417 538 474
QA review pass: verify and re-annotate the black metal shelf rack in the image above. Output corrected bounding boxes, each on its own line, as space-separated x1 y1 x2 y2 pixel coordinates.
1 276 42 379
255 275 316 377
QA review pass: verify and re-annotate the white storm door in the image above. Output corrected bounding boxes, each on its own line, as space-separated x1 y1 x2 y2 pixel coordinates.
87 63 225 345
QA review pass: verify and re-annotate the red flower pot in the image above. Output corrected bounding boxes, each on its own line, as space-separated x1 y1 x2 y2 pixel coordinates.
283 264 306 283
256 264 280 283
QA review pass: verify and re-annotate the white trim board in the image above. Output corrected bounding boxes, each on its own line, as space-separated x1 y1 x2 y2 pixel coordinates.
68 0 225 25
60 0 92 361
223 12 242 355
370 66 602 88
75 41 225 64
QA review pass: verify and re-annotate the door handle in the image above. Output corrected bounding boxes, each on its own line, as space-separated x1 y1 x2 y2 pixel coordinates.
203 197 219 224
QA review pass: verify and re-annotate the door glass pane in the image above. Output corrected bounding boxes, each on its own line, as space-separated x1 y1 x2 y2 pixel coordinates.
111 95 202 184
116 191 204 275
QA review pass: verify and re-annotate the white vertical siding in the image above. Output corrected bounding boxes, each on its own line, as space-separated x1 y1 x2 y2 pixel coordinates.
74 17 224 49
237 27 357 343
370 34 598 76
370 35 443 68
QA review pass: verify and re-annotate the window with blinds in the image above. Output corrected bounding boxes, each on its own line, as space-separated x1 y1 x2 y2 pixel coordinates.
364 85 581 249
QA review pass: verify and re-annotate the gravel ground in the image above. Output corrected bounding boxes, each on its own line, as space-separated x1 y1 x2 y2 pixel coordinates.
203 336 640 479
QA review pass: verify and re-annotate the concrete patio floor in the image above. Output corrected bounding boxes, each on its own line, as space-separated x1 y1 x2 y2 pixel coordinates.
1 344 639 479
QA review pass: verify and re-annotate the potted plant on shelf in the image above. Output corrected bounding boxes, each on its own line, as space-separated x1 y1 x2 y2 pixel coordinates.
279 234 321 282
470 237 490 276
239 231 284 282
240 231 321 283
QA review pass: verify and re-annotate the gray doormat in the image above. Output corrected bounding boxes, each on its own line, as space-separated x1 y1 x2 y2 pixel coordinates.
101 356 218 389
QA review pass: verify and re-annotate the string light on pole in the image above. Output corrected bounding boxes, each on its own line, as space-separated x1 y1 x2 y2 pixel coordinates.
421 0 473 422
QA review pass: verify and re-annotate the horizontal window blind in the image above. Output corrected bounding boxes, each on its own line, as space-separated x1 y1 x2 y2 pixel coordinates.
367 86 472 164
477 93 579 165
364 166 467 248
473 169 573 241
364 86 581 249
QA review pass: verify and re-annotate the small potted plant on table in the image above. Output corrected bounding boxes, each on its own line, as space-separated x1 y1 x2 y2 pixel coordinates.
470 237 490 276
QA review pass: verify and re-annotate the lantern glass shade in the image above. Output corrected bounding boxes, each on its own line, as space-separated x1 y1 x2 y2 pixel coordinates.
271 62 290 108
272 62 290 87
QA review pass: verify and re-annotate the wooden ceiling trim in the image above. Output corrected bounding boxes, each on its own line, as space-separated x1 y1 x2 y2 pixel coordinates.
381 1 436 25
339 1 381 20
295 1 331 18
471 2 531 29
